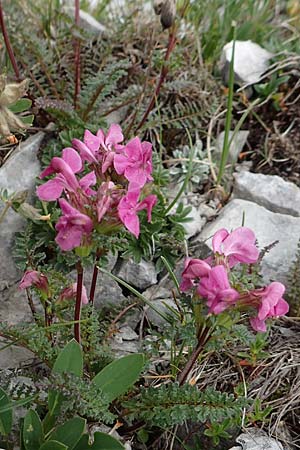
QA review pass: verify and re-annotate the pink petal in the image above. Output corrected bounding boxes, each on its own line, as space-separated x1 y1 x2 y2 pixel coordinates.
250 317 267 332
37 178 64 201
84 130 101 152
72 139 97 163
273 298 289 316
114 153 129 175
212 229 229 253
137 195 157 221
62 147 82 173
265 282 285 302
123 212 140 238
124 137 142 160
79 171 96 192
102 151 115 173
56 228 82 251
105 124 124 146
125 166 147 187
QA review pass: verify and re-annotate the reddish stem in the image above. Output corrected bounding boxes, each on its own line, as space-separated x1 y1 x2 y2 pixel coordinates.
74 261 83 343
89 249 103 305
177 327 210 385
135 31 177 133
0 0 20 80
73 0 81 109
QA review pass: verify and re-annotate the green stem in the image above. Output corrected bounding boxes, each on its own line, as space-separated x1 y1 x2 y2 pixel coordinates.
0 202 10 224
217 23 237 185
74 260 83 343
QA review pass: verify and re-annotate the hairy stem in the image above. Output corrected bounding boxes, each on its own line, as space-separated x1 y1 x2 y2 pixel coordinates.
0 1 20 80
74 0 81 109
177 326 210 385
74 260 83 343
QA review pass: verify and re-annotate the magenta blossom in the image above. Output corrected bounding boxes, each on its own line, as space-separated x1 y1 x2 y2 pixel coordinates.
179 258 211 292
96 181 118 223
249 282 289 332
59 282 89 305
118 187 157 238
114 137 153 188
37 148 96 201
55 198 93 251
212 227 259 268
19 270 49 295
198 265 239 314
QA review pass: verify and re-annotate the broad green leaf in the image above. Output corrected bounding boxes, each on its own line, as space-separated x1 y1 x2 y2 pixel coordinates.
93 354 144 402
23 409 44 450
49 417 86 449
0 388 12 436
9 98 32 113
48 340 83 421
52 339 83 377
73 432 124 450
21 114 34 125
39 440 67 450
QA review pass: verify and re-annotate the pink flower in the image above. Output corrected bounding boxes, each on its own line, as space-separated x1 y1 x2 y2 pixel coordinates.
19 270 49 295
55 199 93 251
59 283 89 305
179 258 211 292
96 181 117 222
118 188 157 238
249 282 289 332
97 124 124 172
212 227 259 267
37 148 87 201
114 137 153 188
198 265 239 314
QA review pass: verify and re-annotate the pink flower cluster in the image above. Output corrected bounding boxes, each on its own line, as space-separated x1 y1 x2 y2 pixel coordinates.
180 227 289 332
37 124 157 251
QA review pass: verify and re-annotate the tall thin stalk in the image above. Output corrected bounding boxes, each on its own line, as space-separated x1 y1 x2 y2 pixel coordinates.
0 0 20 80
74 0 81 109
74 260 83 343
217 22 236 184
134 0 190 133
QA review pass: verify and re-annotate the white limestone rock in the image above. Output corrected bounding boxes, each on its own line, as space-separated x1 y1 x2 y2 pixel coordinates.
221 40 273 85
234 171 300 217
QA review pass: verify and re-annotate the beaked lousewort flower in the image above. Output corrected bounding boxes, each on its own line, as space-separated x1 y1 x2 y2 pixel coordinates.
19 270 49 296
179 227 289 332
36 124 157 251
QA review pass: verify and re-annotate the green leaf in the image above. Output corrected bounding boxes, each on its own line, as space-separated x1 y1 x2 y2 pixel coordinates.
73 432 124 450
52 339 83 377
21 114 34 125
0 388 12 436
47 340 83 422
23 409 44 450
49 417 86 449
93 354 144 402
9 98 32 113
39 440 68 450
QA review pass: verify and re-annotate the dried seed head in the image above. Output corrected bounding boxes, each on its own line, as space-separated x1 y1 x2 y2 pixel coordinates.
153 0 176 29
153 0 164 15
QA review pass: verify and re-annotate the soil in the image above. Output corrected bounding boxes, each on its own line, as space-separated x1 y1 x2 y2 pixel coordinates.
245 76 300 186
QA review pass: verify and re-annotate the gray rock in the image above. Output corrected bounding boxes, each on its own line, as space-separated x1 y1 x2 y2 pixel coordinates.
143 286 177 328
199 199 300 284
0 131 45 197
234 171 300 217
215 130 249 165
229 428 284 450
220 40 273 86
109 325 140 357
71 262 126 308
0 132 45 286
62 6 106 34
114 258 157 291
